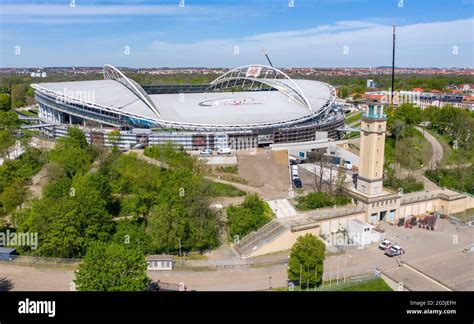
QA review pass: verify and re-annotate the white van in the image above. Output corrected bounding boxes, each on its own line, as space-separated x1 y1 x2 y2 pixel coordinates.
291 168 299 179
344 161 353 170
217 147 231 155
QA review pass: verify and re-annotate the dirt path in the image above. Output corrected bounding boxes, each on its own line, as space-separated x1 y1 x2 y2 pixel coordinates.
206 176 288 200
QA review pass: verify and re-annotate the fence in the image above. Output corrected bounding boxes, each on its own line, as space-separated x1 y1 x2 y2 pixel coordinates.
172 254 289 271
0 256 82 271
286 273 377 292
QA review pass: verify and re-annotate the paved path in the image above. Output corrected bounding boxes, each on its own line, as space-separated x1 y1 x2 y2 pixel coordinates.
391 127 445 191
415 126 443 169
267 199 297 218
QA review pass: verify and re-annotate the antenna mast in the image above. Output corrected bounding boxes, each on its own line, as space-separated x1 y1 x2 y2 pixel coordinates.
391 25 396 106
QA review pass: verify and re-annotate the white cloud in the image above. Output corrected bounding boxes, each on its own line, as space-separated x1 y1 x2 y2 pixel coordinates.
147 18 474 68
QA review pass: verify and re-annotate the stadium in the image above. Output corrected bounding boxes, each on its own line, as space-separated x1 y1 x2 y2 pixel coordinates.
32 64 345 150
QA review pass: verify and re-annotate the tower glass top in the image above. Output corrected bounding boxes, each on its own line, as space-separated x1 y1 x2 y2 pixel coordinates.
362 104 387 119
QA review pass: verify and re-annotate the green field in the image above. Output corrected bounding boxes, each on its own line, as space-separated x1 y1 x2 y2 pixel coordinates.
336 278 392 291
344 112 362 125
276 278 392 291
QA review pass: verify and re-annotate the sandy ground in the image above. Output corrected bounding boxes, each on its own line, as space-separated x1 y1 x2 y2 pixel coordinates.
0 265 75 291
236 149 290 197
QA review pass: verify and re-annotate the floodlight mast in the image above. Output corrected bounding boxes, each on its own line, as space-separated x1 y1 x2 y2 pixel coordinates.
261 49 274 68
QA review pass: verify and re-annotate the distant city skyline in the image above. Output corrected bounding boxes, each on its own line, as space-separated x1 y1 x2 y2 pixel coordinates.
1 0 473 68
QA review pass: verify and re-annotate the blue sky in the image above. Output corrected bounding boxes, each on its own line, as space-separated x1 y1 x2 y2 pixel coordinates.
1 0 473 68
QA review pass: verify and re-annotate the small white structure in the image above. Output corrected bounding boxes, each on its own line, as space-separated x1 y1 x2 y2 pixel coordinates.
347 219 384 246
147 255 174 271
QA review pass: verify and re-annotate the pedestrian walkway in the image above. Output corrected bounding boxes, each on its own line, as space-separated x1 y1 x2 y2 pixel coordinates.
267 199 298 218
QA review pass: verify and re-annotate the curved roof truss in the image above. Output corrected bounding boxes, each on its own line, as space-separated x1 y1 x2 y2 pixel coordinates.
103 64 161 118
208 65 312 112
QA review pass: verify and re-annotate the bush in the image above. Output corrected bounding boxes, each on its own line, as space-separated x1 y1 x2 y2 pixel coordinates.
295 192 351 211
425 166 474 194
227 194 273 239
144 142 194 169
383 175 424 193
215 165 238 174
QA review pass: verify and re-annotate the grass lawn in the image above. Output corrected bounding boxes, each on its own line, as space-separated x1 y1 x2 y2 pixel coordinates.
345 112 362 125
337 278 392 291
274 278 392 291
209 181 246 197
450 208 474 223
215 165 238 174
16 109 38 118
425 129 474 167
384 127 432 170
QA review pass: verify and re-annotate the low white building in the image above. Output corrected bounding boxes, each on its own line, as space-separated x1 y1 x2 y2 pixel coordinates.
147 255 174 271
346 219 384 246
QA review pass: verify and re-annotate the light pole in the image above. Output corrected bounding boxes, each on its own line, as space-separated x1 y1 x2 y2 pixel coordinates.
344 254 347 283
269 276 272 291
178 238 182 257
329 257 332 287
306 266 309 291
300 264 302 291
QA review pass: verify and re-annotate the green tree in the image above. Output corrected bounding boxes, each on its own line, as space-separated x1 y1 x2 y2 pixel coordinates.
0 130 16 159
0 94 10 111
288 234 326 288
107 130 121 147
0 180 26 214
146 203 186 252
48 146 92 178
0 111 21 131
11 84 27 108
60 126 89 150
112 220 152 253
75 241 151 291
226 194 272 239
392 103 422 125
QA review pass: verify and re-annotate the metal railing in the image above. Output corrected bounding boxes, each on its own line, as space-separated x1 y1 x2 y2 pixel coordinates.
362 112 387 119
0 255 82 270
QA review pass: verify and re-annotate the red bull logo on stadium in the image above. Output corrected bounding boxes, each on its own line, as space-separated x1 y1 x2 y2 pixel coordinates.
199 97 262 107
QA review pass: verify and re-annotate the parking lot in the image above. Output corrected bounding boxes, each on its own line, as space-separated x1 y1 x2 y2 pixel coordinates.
377 219 474 290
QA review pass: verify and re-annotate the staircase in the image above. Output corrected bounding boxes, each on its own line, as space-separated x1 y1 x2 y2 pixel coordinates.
234 220 289 257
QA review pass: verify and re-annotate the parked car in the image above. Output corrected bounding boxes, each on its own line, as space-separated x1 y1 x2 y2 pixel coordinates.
291 166 299 179
385 245 405 257
343 161 353 170
378 239 393 250
199 148 212 156
0 248 18 261
217 147 231 155
293 177 302 188
463 244 474 253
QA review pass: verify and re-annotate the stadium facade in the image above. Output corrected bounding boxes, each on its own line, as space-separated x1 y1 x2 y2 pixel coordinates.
32 65 345 149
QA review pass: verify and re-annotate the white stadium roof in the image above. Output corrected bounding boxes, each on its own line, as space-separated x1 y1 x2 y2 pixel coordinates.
32 65 336 129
